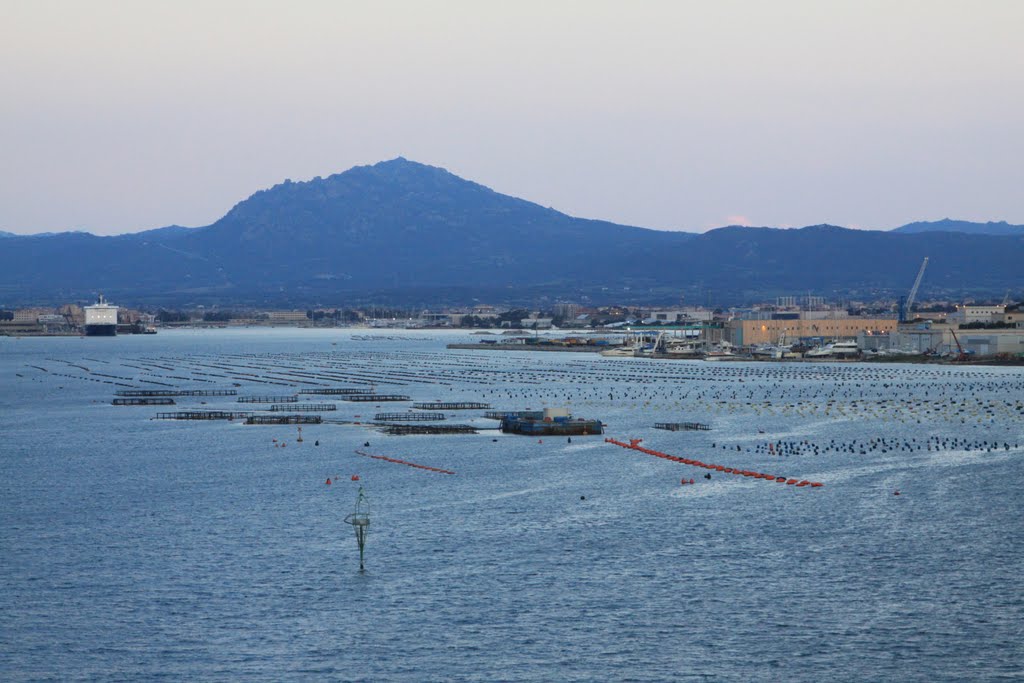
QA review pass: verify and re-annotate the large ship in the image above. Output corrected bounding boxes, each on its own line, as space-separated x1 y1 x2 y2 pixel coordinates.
83 294 118 336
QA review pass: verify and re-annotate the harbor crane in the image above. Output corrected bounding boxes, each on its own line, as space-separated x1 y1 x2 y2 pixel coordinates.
899 257 929 322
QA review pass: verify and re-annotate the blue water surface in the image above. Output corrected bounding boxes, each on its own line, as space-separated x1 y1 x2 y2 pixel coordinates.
1 329 1022 682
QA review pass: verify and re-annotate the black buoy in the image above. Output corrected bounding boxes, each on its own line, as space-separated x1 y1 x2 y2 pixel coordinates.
315 440 320 446
364 442 370 447
580 495 586 500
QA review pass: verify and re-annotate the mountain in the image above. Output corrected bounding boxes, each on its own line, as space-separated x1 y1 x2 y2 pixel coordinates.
0 159 1021 307
893 219 1024 236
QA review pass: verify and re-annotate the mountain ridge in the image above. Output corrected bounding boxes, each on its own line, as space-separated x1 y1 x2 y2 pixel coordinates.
0 159 1021 306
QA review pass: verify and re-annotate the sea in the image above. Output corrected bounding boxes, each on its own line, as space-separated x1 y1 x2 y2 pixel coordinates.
1 328 1022 682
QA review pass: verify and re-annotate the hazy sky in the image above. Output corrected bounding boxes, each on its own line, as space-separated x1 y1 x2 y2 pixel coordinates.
2 1 1022 235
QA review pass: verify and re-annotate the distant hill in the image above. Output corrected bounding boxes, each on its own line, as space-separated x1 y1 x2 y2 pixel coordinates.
0 159 1021 307
893 219 1024 236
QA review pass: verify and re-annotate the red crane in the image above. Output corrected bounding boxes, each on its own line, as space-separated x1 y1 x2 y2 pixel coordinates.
949 328 970 362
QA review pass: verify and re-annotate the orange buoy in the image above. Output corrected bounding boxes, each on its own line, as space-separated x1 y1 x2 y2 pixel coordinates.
325 478 332 485
351 475 359 481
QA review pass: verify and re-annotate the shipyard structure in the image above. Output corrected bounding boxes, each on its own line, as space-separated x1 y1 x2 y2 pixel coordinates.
84 295 118 336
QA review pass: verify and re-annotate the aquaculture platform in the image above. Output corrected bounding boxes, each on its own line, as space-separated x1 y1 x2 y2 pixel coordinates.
500 415 603 436
117 389 238 397
112 397 175 406
412 402 490 410
246 414 323 425
447 343 602 353
155 411 252 420
238 395 298 403
268 403 336 412
374 412 446 421
343 394 411 402
654 422 711 431
484 410 544 420
378 424 478 435
299 388 374 395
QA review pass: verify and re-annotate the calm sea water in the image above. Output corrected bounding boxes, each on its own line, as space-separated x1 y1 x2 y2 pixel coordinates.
1 329 1022 682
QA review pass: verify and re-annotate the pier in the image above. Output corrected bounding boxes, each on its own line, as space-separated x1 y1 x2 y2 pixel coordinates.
654 422 711 431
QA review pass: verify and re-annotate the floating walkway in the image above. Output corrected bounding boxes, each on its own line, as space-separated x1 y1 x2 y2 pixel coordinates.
605 437 823 488
654 422 711 431
412 402 490 410
374 412 446 421
355 449 455 474
112 397 175 406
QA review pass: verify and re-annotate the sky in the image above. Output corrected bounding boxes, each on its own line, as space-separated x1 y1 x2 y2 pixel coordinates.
2 0 1022 235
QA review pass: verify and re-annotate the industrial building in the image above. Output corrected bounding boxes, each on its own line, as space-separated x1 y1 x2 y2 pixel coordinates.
726 317 897 346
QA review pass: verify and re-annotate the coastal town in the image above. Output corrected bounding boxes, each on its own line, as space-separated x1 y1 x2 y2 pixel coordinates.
4 295 1022 362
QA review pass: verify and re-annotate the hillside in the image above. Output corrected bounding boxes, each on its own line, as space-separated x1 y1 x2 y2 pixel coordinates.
0 159 1021 306
893 219 1024 236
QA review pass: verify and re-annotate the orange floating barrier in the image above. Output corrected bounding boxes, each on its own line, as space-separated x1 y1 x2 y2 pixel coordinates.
355 449 455 475
604 437 822 489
